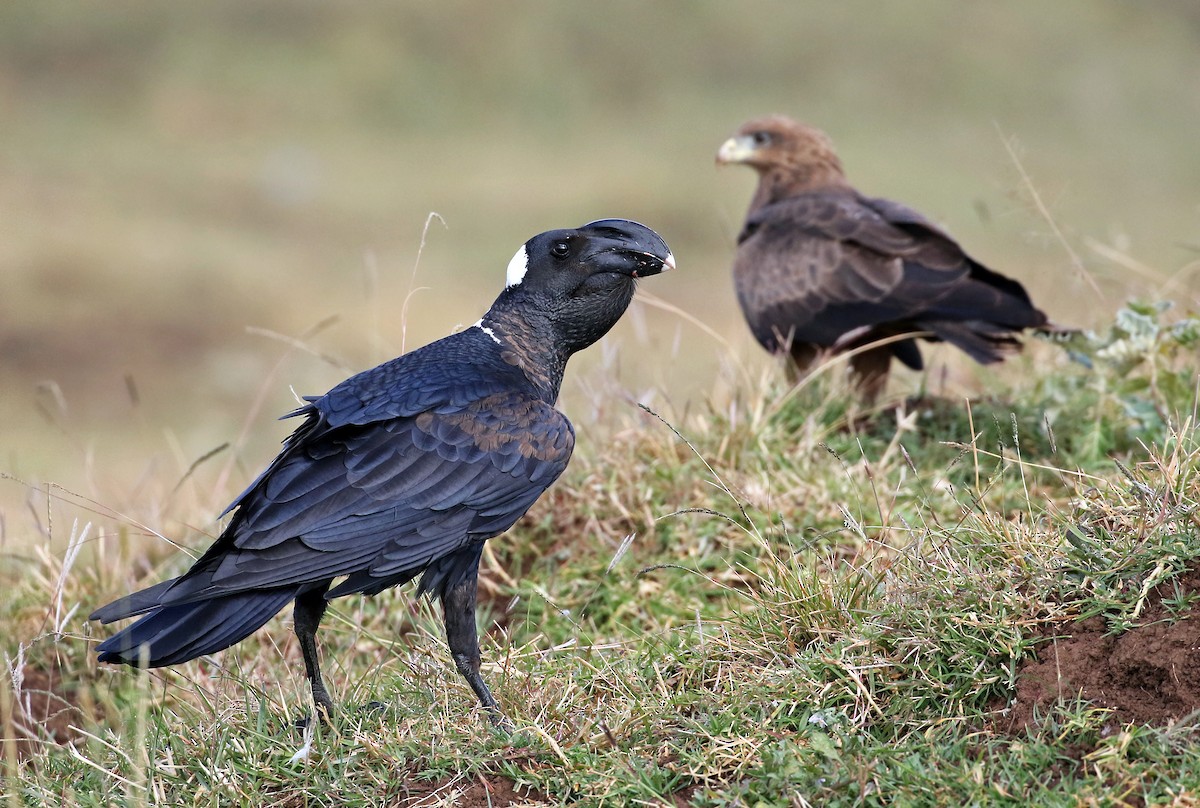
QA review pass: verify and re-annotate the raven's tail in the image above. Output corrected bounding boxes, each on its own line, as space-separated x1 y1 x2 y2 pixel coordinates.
90 578 181 624
93 588 298 667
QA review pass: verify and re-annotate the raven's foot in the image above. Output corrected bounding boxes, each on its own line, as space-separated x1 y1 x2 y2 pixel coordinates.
486 707 514 736
360 700 387 716
293 693 335 731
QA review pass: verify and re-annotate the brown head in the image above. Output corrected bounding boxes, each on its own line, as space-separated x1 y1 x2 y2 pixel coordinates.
717 115 849 207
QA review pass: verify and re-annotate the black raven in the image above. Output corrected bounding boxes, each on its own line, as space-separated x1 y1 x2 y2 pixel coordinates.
91 219 674 726
717 115 1049 400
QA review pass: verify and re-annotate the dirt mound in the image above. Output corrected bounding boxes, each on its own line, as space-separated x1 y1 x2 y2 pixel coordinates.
391 773 550 807
1001 566 1200 733
6 663 84 762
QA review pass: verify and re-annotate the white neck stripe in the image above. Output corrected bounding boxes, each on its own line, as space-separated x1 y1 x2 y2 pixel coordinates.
472 318 501 345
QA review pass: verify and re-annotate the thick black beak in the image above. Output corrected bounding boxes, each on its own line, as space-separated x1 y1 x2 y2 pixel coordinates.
579 218 676 278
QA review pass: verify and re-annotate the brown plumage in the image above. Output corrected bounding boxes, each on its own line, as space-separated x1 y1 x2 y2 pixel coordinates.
717 115 1049 399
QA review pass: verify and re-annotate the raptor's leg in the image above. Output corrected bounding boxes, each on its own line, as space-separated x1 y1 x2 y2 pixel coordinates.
779 340 821 386
848 346 891 404
442 573 510 731
294 582 334 724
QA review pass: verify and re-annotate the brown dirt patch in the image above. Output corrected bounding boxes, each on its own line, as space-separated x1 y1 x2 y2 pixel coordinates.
388 772 552 807
672 784 701 806
6 663 84 761
1000 566 1200 733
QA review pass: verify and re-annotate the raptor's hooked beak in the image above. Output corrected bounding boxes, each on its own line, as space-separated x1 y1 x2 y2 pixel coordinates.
716 135 755 165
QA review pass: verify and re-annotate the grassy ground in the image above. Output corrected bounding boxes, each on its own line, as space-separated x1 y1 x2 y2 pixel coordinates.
4 3 1200 806
4 307 1200 805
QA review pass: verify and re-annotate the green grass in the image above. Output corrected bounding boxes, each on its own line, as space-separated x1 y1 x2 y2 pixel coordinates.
4 304 1200 806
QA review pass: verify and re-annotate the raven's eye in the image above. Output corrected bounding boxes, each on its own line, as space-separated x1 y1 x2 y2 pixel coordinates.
751 131 771 146
550 241 570 259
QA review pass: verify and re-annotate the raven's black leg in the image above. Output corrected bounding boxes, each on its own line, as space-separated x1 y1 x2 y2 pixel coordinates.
442 572 510 731
294 582 334 723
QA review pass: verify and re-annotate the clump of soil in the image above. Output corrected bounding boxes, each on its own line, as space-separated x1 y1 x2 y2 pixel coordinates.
7 663 84 761
1001 566 1200 733
392 773 550 807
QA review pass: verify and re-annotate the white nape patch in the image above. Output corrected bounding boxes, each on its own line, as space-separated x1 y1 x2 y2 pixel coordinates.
472 318 501 345
505 244 529 288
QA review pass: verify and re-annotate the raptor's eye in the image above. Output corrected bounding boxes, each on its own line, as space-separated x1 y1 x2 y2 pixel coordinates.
550 241 571 259
751 131 772 146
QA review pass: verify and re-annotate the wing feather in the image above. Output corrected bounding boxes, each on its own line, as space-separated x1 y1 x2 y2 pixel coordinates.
154 390 574 605
734 190 1043 356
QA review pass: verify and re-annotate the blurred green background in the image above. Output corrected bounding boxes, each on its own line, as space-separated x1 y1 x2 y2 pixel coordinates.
2 1 1199 529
